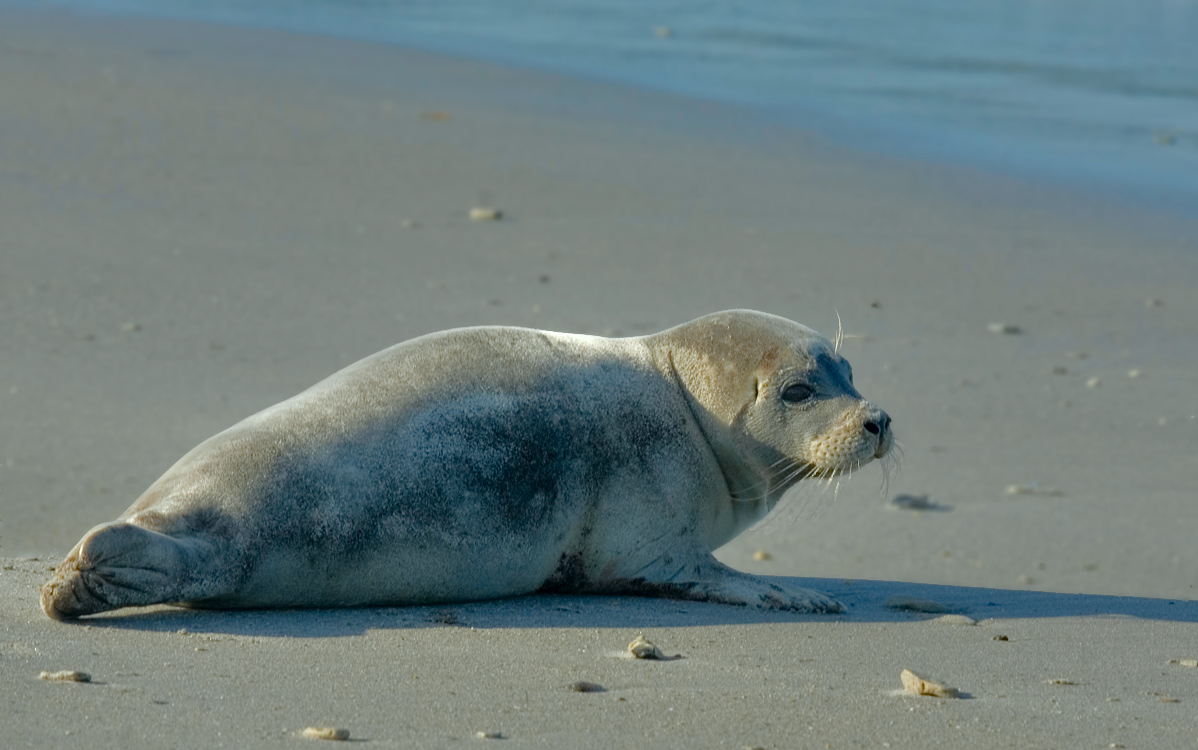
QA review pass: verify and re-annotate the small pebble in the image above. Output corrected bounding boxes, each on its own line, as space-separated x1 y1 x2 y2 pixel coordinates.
752 550 772 561
1169 659 1198 668
1127 369 1141 378
475 731 503 740
929 614 976 626
1086 377 1102 388
1143 298 1163 307
121 322 141 332
301 727 350 741
1066 350 1087 359
1005 485 1064 497
1017 575 1034 585
567 681 605 693
900 669 959 699
993 635 1009 641
400 219 419 229
1051 366 1068 375
887 494 945 511
987 323 1021 335
469 207 502 221
628 634 666 660
39 670 91 682
653 26 672 38
884 596 948 614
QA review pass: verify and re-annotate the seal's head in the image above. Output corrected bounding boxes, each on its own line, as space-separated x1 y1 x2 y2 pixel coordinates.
648 310 892 511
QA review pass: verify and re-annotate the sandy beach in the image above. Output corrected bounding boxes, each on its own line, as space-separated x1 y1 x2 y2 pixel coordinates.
2 7 1196 748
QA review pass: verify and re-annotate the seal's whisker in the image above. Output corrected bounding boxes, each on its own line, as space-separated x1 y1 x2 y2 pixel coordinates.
731 458 811 499
833 310 844 354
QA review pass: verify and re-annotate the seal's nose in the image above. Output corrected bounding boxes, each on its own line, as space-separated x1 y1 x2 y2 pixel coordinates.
863 410 891 440
863 409 893 459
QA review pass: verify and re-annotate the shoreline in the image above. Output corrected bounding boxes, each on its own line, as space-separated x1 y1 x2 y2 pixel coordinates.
6 1 1197 215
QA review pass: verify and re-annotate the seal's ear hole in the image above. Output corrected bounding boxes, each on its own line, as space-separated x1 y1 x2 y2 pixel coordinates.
781 383 814 403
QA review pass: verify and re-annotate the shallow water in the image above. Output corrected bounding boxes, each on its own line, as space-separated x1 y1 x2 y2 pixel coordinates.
13 0 1198 208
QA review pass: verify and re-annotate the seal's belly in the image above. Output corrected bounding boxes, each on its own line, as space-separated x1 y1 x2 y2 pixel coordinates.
208 388 657 606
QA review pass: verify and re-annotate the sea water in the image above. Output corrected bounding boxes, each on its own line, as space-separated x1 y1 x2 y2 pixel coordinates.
11 0 1198 210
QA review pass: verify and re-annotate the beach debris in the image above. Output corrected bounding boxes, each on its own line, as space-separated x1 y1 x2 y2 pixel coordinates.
1066 350 1087 359
39 670 91 683
887 494 948 512
121 322 142 332
752 550 772 561
1168 659 1198 668
1005 484 1064 497
475 731 504 740
1127 369 1142 378
1046 679 1077 685
419 110 452 122
884 596 948 614
538 274 551 283
400 219 420 230
566 680 605 693
1143 298 1163 308
1086 377 1102 388
1017 575 1034 585
628 634 666 660
654 26 673 38
929 614 976 626
1145 692 1179 703
469 207 503 222
993 635 1009 641
987 323 1021 335
900 669 959 699
1051 366 1068 375
301 727 350 741
870 301 881 309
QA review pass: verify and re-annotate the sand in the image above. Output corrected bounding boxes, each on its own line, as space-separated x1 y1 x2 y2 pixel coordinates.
1 7 1196 748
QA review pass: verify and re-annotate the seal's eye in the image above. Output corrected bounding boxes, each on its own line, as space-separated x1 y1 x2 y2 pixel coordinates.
781 383 814 403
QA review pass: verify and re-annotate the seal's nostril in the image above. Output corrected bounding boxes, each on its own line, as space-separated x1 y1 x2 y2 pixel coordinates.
864 422 880 435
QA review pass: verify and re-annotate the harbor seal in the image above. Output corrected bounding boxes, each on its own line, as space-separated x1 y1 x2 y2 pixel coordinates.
41 310 892 620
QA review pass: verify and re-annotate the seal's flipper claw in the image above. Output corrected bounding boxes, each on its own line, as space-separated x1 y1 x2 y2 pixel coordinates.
40 522 223 620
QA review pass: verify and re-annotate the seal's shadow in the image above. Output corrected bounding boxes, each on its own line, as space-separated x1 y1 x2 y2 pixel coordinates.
70 577 1198 637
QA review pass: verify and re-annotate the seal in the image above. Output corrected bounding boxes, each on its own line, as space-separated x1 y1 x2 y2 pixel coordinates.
41 310 892 620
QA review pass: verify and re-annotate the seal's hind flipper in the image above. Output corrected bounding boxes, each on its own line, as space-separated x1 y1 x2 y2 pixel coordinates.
40 522 227 620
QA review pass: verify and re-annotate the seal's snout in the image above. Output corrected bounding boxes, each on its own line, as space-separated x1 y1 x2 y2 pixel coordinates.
865 409 893 458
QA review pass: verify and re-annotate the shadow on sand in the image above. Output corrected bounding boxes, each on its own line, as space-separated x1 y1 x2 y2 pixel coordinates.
65 576 1198 638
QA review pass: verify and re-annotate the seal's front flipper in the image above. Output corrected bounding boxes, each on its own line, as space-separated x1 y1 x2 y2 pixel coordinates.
600 555 842 614
40 522 228 620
